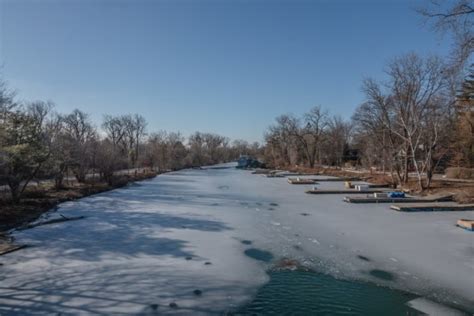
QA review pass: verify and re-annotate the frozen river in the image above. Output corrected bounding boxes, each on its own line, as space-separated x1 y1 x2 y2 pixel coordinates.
0 164 473 315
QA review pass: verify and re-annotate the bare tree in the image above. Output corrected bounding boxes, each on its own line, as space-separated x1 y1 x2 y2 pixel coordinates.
326 116 352 167
94 139 127 185
202 133 228 164
387 54 449 189
132 114 147 167
420 94 454 187
147 131 169 171
353 53 452 190
269 111 350 168
418 0 473 70
232 139 250 157
63 109 97 183
166 132 187 170
353 78 408 181
44 113 68 189
186 132 230 166
265 116 295 167
102 115 126 150
302 106 330 167
187 132 206 166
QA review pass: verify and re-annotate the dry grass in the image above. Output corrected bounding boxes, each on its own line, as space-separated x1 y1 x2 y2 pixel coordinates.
445 167 474 180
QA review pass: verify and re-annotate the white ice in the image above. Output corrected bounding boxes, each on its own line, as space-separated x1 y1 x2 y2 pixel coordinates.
0 163 473 315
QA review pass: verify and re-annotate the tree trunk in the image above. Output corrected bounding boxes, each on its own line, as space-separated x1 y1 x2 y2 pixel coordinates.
426 169 433 189
74 167 87 183
403 148 409 184
55 173 64 190
8 180 21 204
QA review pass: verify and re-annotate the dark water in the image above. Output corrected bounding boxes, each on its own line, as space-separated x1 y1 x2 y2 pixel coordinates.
233 270 422 315
244 248 274 262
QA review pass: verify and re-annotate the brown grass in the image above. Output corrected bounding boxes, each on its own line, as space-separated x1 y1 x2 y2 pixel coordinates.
288 166 395 185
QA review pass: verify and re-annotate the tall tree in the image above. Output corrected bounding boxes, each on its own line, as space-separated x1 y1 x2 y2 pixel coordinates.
63 109 96 183
353 53 452 189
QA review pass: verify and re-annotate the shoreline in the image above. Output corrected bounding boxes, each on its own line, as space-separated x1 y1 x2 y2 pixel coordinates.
0 164 473 314
274 166 474 203
0 170 159 253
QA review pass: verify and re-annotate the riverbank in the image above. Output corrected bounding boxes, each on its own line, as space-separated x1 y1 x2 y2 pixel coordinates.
0 164 472 314
0 170 158 234
285 166 474 203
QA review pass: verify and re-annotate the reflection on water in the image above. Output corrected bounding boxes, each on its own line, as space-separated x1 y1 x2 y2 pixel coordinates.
233 270 422 315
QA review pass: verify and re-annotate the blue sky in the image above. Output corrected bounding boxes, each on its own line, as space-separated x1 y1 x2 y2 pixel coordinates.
0 0 451 142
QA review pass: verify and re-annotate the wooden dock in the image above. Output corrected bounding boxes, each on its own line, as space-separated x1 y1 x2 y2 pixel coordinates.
288 178 318 185
306 189 386 195
356 183 391 188
252 169 277 175
268 173 320 178
391 203 474 212
344 194 453 204
274 173 305 177
288 177 362 183
316 177 362 182
266 174 286 178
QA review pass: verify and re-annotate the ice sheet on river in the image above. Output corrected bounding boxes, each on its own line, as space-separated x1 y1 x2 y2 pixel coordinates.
0 164 473 314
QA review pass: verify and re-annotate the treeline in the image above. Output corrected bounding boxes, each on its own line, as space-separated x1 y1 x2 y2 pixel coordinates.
263 56 473 190
0 81 261 203
263 2 473 191
264 106 353 169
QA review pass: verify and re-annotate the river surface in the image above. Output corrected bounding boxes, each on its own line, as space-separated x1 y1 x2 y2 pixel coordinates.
0 164 472 315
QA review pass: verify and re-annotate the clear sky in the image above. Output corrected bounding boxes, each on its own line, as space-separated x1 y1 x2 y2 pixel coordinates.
0 0 452 143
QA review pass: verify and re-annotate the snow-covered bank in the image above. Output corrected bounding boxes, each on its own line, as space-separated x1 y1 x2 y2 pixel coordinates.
0 164 473 314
